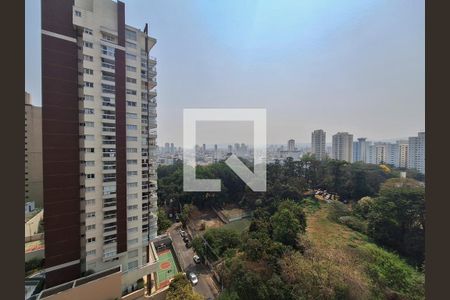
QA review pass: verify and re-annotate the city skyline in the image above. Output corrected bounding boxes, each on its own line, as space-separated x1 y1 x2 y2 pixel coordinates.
26 0 424 145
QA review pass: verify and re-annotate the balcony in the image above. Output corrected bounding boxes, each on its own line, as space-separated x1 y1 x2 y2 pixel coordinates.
148 56 157 65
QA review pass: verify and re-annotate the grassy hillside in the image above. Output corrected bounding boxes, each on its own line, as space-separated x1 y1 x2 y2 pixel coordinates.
305 201 425 299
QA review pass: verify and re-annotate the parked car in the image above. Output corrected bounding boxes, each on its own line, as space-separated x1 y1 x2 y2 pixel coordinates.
183 236 190 243
188 272 198 285
180 230 187 237
185 241 192 248
193 255 201 264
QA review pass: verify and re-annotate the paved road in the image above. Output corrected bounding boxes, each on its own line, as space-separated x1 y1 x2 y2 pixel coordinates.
169 225 218 299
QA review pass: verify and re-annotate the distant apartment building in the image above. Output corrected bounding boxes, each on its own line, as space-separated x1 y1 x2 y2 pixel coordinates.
25 92 43 207
352 137 368 163
287 139 295 152
332 132 353 162
311 130 326 160
373 142 397 165
397 140 409 168
408 132 425 174
41 0 158 290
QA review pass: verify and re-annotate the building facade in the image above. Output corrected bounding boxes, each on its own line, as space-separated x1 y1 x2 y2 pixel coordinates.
25 92 43 207
352 137 367 163
311 130 326 160
287 139 295 152
397 140 409 168
42 0 158 289
408 132 425 174
331 132 353 162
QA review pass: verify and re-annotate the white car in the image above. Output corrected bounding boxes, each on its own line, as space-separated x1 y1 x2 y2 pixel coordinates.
188 272 198 285
180 230 187 237
193 255 201 264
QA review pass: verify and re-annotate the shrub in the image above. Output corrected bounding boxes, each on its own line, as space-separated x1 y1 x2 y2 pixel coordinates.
338 215 367 233
359 244 424 300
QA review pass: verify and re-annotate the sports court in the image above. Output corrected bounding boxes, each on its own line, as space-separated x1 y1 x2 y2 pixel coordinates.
155 248 179 290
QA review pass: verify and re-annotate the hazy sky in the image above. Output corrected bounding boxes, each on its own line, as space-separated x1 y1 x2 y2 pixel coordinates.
26 0 424 145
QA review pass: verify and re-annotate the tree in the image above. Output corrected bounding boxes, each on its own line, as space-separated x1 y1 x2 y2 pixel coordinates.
270 200 306 247
157 208 172 234
367 179 425 266
166 274 203 300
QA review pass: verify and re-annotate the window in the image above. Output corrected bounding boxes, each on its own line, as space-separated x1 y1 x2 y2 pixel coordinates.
101 58 115 70
84 68 93 75
85 186 95 193
81 148 95 153
81 108 94 115
127 101 137 107
126 89 137 95
127 113 138 119
84 95 94 101
103 185 116 196
102 33 116 42
128 260 139 271
86 199 95 205
127 148 138 153
84 81 94 88
86 174 95 179
126 65 136 72
128 249 139 258
127 136 138 142
80 121 94 127
128 204 138 210
86 212 95 218
127 193 138 199
125 29 137 41
127 182 138 188
127 216 138 222
101 44 115 57
84 55 93 62
86 249 96 256
126 77 137 84
81 134 95 141
87 237 96 244
126 53 137 61
86 224 96 231
102 84 115 94
84 41 93 48
84 28 93 35
75 10 82 17
127 159 138 165
127 125 137 131
126 41 137 49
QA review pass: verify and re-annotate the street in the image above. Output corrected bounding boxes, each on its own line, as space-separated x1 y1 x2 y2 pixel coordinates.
169 225 218 299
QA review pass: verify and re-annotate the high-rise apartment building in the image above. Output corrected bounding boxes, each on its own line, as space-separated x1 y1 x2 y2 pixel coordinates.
408 132 425 174
25 92 43 207
352 137 367 163
332 132 353 162
42 0 158 289
287 139 295 152
311 130 326 160
396 140 409 168
164 142 170 153
373 142 396 165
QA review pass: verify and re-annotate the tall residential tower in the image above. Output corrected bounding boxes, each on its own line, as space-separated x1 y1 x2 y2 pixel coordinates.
408 132 425 174
311 130 326 160
332 132 353 162
25 92 43 207
42 0 158 289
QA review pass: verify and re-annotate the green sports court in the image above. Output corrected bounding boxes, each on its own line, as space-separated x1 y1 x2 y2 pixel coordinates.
155 249 179 290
